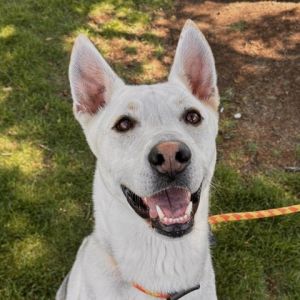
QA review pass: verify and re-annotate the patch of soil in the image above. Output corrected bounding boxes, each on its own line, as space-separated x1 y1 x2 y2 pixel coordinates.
89 1 300 171
173 1 300 171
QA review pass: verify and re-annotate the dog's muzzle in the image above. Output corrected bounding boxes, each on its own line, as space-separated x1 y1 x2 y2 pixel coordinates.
121 183 202 238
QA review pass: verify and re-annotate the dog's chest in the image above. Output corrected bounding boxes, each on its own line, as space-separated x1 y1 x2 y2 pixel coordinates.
110 232 206 294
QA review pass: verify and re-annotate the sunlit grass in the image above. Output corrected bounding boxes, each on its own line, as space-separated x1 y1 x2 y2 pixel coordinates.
0 25 16 39
12 235 49 268
0 137 43 175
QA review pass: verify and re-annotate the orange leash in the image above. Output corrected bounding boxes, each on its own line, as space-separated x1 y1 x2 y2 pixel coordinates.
208 204 300 225
132 204 300 299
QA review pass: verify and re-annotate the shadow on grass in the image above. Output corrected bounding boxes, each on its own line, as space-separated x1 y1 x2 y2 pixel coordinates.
0 162 94 298
211 164 300 299
0 0 99 298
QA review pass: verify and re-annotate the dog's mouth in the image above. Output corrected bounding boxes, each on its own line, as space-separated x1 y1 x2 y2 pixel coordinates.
121 184 202 238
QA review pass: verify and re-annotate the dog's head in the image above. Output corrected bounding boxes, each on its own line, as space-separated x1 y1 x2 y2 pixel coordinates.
69 20 219 238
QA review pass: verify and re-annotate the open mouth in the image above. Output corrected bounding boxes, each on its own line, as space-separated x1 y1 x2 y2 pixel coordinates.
121 184 202 238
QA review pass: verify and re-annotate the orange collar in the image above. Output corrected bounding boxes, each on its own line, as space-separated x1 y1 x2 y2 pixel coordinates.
132 282 200 300
133 283 170 299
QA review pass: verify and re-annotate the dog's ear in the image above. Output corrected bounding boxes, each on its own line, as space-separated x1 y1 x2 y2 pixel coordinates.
169 20 219 110
69 35 124 120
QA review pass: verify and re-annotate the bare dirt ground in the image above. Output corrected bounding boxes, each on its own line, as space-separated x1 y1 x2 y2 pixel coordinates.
89 1 300 172
155 1 300 172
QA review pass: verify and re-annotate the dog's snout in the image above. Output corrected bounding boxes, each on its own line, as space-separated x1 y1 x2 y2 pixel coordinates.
148 141 191 178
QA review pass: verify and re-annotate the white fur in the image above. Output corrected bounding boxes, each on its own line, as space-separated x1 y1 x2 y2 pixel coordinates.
57 20 219 300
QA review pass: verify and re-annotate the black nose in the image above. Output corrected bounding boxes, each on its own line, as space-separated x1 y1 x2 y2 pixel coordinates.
148 141 191 178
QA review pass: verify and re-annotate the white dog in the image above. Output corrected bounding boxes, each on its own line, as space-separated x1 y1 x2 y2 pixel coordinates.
57 19 219 300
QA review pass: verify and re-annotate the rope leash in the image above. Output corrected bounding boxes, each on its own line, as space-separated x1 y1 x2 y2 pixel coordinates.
208 204 300 225
133 204 300 299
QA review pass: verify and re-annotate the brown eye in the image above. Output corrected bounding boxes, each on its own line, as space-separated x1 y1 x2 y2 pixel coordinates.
184 109 202 126
114 116 136 132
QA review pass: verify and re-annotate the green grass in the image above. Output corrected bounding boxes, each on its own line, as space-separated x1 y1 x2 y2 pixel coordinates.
245 141 258 155
228 21 248 32
123 45 138 55
211 166 300 299
0 1 299 299
296 144 300 161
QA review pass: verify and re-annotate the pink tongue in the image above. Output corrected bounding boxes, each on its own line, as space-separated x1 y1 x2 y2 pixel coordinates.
144 187 191 219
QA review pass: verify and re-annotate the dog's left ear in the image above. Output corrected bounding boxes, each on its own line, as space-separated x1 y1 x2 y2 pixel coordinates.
69 35 124 123
169 20 219 110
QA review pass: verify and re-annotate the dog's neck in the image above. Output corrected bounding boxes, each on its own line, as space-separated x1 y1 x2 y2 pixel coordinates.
91 166 212 293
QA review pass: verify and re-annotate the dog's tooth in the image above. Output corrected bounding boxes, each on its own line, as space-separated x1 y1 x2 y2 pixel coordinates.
156 205 164 220
183 214 188 221
185 202 193 216
163 217 168 223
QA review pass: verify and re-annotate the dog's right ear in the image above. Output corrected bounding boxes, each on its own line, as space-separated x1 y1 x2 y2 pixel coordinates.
69 35 124 122
169 20 219 110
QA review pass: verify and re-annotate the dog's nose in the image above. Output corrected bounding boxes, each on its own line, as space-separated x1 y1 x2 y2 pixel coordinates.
148 141 191 178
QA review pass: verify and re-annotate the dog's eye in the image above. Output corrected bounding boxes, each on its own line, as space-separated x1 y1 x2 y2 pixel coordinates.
114 116 136 132
184 109 202 126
